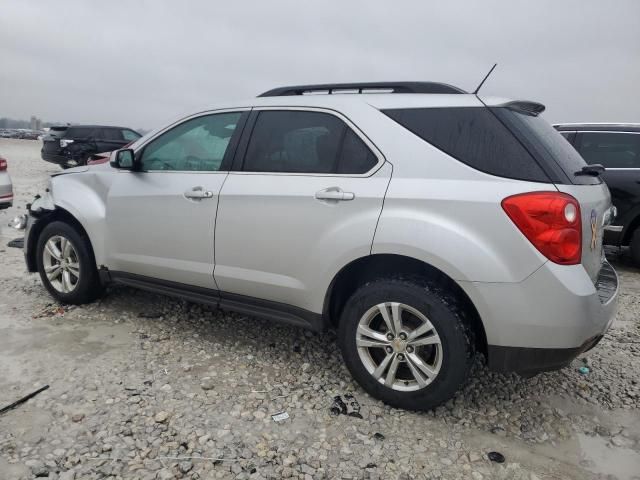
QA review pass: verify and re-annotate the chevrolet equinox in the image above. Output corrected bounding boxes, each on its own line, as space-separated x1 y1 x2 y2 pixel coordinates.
19 82 619 410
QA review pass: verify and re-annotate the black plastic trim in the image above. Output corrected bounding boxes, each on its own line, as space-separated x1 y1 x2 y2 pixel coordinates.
107 271 324 331
487 335 603 375
258 82 466 97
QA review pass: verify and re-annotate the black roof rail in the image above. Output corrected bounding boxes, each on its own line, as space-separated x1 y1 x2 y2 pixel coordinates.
258 82 466 97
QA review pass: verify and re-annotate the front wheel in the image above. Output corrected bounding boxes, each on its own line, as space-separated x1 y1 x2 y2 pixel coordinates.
338 277 474 410
36 221 103 304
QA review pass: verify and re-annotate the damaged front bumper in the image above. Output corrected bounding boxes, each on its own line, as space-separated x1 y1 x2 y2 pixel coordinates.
18 192 57 272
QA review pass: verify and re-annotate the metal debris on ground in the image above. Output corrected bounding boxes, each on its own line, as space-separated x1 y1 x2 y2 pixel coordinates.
0 385 50 416
487 451 505 463
33 304 66 318
7 237 24 249
271 411 289 422
329 394 362 418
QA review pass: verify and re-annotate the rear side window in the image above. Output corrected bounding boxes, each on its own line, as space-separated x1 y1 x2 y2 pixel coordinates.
575 132 640 169
383 107 550 182
66 127 98 139
242 110 377 174
102 128 124 141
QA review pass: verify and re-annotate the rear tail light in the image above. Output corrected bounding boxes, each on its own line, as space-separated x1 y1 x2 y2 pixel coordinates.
502 191 582 265
0 158 6 171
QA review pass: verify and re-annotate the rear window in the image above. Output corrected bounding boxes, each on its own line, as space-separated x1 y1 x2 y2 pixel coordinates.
494 109 599 185
47 127 68 138
382 107 550 182
575 132 640 169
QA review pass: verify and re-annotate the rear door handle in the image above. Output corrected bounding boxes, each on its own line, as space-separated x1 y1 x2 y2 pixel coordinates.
315 187 355 202
184 187 214 200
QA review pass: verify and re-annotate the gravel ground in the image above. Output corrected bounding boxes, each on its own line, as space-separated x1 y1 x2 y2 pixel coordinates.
0 138 639 480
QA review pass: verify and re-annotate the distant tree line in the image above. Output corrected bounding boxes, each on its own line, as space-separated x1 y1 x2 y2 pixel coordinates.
0 117 148 135
0 117 63 129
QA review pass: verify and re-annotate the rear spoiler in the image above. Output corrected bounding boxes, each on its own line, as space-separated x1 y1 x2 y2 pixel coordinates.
498 101 546 116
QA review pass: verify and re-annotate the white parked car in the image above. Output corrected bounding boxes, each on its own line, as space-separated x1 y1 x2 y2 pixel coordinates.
17 82 618 410
0 156 13 209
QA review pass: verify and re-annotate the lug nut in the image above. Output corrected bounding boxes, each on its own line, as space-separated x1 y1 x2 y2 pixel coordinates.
386 333 394 341
406 346 414 353
385 346 393 354
399 332 407 340
397 354 405 361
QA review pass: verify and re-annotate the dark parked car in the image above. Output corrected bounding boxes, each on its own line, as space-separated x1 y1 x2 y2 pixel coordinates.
555 123 640 263
41 125 141 168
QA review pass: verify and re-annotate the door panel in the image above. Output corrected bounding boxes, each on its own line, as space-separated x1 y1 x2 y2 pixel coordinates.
104 110 247 289
214 162 392 312
105 171 225 288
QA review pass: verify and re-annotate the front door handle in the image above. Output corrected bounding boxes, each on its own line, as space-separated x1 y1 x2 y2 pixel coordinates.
184 187 214 200
315 187 355 202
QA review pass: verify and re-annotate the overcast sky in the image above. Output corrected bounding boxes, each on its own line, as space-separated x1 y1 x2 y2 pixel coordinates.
1 0 639 130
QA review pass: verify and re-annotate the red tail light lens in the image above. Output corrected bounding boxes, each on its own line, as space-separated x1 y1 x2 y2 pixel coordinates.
0 158 7 171
502 192 582 265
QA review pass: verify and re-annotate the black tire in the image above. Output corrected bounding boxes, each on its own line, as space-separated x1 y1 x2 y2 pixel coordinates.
338 277 474 411
630 228 640 266
36 221 103 304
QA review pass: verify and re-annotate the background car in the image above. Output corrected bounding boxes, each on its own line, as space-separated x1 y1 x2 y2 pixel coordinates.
555 123 640 264
41 125 141 168
0 156 13 209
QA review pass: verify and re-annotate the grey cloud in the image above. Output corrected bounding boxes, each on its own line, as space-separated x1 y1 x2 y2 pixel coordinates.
1 0 638 129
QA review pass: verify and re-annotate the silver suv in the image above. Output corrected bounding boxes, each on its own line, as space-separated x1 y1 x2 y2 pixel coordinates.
20 82 619 410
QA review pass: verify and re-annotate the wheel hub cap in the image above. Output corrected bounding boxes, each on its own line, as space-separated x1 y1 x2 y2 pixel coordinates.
42 235 80 294
356 302 443 392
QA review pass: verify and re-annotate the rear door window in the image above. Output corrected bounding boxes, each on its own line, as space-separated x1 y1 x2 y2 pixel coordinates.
66 127 98 139
382 107 550 182
243 111 344 174
102 128 124 141
575 132 640 169
242 110 378 174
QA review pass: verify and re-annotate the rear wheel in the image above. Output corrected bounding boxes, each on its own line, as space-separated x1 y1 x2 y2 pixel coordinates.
338 277 473 410
36 221 103 304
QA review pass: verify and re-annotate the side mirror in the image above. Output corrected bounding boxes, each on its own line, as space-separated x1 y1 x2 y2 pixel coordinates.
111 148 136 170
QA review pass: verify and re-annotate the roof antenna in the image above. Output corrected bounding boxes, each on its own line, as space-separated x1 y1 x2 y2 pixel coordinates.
473 63 497 95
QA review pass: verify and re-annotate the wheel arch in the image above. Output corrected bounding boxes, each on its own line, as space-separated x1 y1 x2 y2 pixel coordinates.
322 253 487 355
26 207 96 273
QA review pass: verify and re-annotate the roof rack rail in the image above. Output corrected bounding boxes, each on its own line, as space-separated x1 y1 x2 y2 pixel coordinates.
258 82 466 97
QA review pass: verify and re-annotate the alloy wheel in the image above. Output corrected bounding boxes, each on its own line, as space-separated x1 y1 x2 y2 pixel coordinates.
42 235 80 293
356 302 443 391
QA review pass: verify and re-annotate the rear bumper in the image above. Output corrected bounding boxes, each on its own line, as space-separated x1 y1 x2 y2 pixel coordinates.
0 181 12 209
41 151 69 165
487 335 603 374
461 261 618 374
